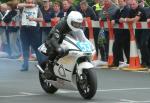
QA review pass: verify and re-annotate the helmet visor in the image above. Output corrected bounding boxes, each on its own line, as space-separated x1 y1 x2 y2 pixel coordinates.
71 21 82 29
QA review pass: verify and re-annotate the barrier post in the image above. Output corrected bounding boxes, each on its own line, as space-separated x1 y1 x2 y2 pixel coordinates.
42 21 47 27
86 17 98 60
107 19 114 66
123 22 145 71
51 18 59 27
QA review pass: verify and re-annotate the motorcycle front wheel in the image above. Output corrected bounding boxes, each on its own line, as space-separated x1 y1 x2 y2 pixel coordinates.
39 63 58 94
76 69 97 99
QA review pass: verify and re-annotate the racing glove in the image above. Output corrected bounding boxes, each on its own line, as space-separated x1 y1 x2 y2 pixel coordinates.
56 47 69 58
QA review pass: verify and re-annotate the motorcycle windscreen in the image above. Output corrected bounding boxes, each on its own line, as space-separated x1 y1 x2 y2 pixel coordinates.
69 30 93 52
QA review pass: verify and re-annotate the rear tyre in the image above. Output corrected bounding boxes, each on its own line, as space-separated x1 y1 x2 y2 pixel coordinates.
39 63 58 94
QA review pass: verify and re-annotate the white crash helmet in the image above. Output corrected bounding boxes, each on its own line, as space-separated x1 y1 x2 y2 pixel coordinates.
67 11 83 31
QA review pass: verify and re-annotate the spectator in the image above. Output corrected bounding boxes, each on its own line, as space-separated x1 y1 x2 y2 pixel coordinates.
79 0 97 39
99 0 118 61
40 0 52 42
67 0 79 11
92 0 103 17
51 1 64 19
79 0 97 38
4 4 21 59
141 6 150 68
147 17 150 65
67 0 74 5
80 0 97 20
80 0 101 59
0 3 9 56
92 0 104 60
138 0 149 7
50 1 64 28
40 0 52 22
17 0 44 71
110 0 130 67
99 0 118 21
125 0 131 7
62 0 76 16
126 0 149 67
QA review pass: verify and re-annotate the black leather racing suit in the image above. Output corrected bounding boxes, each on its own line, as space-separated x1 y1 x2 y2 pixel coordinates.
45 17 71 60
42 17 72 80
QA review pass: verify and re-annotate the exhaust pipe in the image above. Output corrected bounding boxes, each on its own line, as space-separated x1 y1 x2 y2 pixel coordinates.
35 64 45 73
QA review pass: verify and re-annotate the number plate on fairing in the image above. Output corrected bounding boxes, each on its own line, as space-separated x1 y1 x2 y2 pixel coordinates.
76 41 92 52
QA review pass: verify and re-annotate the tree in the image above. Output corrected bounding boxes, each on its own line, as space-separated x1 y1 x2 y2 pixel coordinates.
1 0 9 3
145 0 150 6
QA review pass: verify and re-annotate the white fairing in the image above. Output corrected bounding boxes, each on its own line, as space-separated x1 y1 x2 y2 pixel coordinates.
38 43 47 54
48 30 95 90
77 62 94 76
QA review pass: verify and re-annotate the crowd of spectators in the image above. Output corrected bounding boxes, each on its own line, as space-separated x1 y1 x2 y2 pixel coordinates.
0 0 150 70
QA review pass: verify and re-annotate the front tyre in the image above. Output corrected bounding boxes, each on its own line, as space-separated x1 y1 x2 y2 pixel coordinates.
76 69 97 99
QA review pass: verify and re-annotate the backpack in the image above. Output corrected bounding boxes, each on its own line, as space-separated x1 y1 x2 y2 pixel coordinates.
98 28 106 47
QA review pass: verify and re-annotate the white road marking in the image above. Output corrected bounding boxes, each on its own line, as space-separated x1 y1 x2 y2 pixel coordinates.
58 90 76 93
59 87 150 93
0 94 29 98
99 87 150 92
0 92 40 98
120 99 150 103
120 99 136 102
1 87 150 99
132 101 150 103
59 88 150 103
20 92 40 95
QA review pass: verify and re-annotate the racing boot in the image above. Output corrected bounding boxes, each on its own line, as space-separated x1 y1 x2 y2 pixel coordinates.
39 62 56 81
44 64 56 81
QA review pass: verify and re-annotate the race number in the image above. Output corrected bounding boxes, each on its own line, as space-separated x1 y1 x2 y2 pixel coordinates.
76 41 92 52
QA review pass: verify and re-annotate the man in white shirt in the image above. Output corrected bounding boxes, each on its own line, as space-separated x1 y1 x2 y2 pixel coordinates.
17 0 44 71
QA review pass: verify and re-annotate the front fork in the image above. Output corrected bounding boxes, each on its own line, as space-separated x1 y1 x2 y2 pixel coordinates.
76 62 94 84
76 62 94 76
76 62 94 90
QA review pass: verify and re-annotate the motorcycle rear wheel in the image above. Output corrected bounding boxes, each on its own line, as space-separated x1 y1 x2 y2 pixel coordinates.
39 64 58 94
76 69 97 99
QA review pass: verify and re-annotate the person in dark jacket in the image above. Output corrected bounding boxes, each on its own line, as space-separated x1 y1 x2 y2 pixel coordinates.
143 14 150 69
62 0 76 16
40 0 52 42
6 9 21 59
51 1 64 19
0 5 8 55
110 0 130 67
126 0 148 67
40 11 83 80
80 0 97 21
99 0 118 61
79 0 100 58
1 1 21 58
92 0 104 59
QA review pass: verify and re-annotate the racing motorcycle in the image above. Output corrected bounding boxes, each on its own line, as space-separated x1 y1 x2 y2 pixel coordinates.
37 30 97 99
